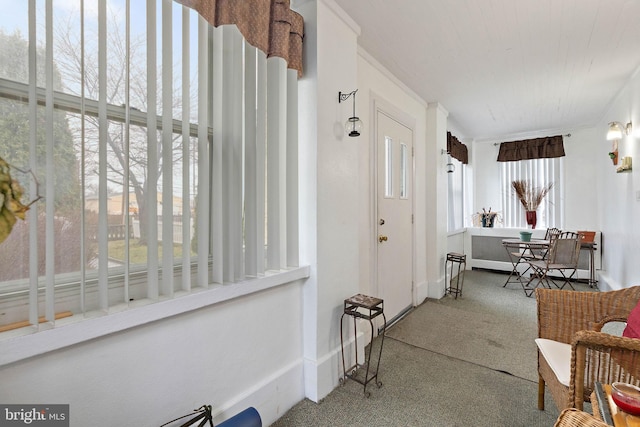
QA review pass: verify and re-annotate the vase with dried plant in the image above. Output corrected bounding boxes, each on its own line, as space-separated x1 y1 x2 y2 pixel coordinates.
471 208 501 228
511 180 553 229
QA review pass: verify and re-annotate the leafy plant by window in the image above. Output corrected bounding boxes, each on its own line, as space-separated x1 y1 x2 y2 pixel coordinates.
0 156 30 243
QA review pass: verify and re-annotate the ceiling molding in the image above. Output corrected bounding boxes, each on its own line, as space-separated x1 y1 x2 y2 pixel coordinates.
321 0 361 36
358 46 427 108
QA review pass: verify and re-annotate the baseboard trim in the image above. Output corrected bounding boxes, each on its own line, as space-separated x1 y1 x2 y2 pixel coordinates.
415 280 429 304
213 359 305 427
303 332 364 402
594 271 618 292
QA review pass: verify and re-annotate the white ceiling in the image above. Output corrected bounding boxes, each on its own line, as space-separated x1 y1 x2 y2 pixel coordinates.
331 0 640 142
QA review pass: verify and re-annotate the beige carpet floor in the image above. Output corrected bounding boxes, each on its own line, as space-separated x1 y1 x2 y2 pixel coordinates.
271 337 561 426
271 269 598 426
386 269 596 382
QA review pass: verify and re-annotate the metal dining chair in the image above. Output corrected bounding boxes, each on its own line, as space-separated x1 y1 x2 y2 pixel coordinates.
528 227 561 261
503 228 562 293
526 231 582 292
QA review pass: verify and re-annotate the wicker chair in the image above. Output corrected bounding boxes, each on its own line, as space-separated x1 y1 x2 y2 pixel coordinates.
536 286 640 412
553 408 609 427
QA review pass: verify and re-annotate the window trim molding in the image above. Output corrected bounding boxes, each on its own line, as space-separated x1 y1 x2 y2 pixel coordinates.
0 266 310 367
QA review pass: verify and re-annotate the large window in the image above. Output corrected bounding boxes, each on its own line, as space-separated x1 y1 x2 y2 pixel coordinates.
500 158 563 229
0 1 298 337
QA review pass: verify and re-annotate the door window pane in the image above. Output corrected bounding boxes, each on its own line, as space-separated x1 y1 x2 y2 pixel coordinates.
385 136 393 198
400 143 408 199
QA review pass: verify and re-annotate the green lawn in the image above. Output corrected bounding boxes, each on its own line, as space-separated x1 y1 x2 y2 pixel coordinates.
108 239 194 264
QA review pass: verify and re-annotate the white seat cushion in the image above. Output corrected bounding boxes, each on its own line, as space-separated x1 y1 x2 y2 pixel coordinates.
535 338 571 387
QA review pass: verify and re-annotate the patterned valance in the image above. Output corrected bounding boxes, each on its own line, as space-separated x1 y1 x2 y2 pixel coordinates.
497 135 565 162
174 0 304 77
447 132 468 164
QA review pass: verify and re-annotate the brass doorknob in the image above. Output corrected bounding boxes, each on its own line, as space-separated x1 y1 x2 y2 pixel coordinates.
378 235 388 243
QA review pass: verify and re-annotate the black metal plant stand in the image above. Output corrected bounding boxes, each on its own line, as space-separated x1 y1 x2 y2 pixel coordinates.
445 252 467 299
340 294 386 397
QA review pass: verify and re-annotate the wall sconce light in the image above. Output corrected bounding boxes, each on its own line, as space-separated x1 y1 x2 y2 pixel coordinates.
338 89 362 137
446 158 455 174
441 149 455 173
606 121 632 140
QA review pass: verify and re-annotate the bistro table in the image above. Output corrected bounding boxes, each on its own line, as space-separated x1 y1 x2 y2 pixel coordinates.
502 238 550 296
502 237 599 296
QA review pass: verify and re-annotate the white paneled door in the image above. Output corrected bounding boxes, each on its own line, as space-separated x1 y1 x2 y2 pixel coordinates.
376 111 414 326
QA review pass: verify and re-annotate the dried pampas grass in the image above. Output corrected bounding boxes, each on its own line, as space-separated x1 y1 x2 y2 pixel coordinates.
511 180 553 211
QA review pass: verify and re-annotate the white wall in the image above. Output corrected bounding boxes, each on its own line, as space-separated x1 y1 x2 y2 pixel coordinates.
0 282 306 426
297 0 361 402
562 127 600 230
595 67 640 290
471 142 503 219
426 103 450 299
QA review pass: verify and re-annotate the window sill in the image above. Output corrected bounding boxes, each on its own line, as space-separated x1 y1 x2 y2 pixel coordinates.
447 227 466 237
0 266 310 367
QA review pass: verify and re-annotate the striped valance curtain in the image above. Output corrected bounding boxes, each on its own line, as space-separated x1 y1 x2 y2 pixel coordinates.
497 135 565 162
447 132 468 164
174 0 305 77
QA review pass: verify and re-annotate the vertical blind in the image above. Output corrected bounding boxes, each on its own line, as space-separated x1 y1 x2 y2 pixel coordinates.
500 158 563 229
0 0 299 334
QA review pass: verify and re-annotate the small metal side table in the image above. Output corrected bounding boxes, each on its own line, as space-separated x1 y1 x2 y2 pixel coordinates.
339 294 386 397
445 252 467 299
